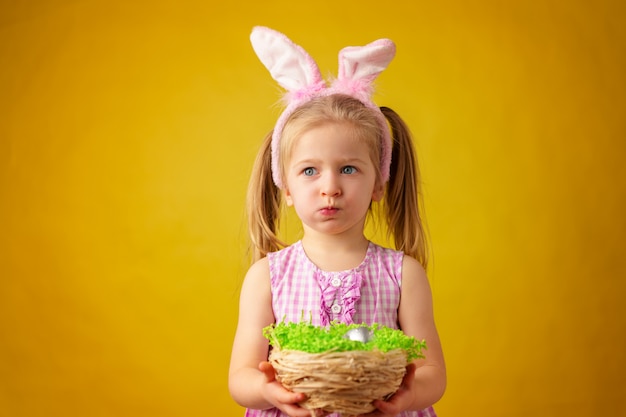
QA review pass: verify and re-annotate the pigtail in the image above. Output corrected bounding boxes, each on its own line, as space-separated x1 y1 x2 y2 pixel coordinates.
246 131 287 263
381 107 429 268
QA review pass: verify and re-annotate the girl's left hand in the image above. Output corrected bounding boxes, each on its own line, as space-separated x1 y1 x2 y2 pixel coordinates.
357 363 417 417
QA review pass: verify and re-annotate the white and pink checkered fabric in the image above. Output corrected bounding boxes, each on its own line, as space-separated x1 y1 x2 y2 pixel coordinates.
243 240 437 417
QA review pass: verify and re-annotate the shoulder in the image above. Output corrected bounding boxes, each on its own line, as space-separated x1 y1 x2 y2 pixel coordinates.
242 257 271 294
248 256 270 274
401 255 427 279
237 257 274 326
247 256 271 279
400 255 433 305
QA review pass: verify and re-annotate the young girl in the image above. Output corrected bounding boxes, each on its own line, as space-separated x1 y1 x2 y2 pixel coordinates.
229 26 446 417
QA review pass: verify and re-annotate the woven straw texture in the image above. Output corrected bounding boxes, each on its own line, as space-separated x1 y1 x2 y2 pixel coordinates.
269 348 407 416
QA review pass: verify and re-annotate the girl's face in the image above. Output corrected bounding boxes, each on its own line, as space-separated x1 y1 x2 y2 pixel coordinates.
284 122 383 238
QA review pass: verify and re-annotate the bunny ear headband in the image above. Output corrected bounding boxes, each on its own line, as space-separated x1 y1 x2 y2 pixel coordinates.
250 26 396 189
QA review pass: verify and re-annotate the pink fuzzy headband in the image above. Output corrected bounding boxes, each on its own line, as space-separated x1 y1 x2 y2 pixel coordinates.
250 26 396 189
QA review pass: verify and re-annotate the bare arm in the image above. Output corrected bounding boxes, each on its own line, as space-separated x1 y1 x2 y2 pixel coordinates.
400 255 446 409
228 258 310 415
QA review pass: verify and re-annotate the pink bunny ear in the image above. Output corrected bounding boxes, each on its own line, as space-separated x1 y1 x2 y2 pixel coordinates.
250 26 324 96
250 26 329 188
250 26 396 188
332 39 396 183
333 39 396 102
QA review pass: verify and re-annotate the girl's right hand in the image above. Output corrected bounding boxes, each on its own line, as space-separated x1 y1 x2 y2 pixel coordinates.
258 361 315 417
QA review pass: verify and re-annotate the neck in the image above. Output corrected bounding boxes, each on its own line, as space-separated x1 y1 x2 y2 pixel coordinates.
301 228 370 271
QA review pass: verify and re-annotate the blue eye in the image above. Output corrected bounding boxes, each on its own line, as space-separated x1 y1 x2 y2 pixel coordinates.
303 167 317 176
341 166 357 174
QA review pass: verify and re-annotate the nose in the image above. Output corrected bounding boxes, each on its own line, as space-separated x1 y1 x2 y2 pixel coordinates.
320 172 341 197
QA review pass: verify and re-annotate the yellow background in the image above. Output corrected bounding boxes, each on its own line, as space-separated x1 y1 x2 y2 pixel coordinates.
1 1 625 416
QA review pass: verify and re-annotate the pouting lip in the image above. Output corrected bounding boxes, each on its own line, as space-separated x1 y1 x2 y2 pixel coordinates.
319 206 340 215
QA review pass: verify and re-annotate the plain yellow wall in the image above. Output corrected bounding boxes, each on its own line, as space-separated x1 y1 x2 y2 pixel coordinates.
1 1 625 416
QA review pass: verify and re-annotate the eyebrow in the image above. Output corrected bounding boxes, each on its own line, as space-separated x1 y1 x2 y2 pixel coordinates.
291 156 369 166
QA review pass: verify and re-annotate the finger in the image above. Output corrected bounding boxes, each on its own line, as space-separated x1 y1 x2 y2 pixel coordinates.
370 399 396 416
275 392 309 416
258 361 276 382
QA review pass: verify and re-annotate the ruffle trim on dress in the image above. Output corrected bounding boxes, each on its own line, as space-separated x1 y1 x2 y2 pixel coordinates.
318 270 363 325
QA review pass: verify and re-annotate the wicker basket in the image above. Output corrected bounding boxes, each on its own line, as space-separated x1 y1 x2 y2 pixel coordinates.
269 347 407 416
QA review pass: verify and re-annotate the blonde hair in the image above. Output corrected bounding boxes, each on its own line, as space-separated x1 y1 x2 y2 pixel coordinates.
246 94 428 267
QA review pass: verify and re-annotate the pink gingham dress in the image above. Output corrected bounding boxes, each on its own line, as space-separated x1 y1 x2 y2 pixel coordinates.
244 240 437 417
